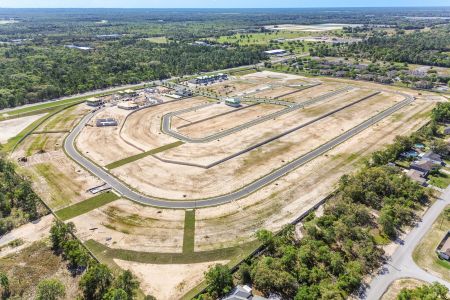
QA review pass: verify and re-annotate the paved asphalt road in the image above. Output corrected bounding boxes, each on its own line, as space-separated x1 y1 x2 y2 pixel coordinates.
64 92 413 208
162 86 354 143
362 187 450 300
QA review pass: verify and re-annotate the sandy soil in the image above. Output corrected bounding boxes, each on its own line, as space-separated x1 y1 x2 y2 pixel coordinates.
176 103 283 139
120 97 208 151
113 90 401 199
76 106 141 165
0 215 54 258
194 98 437 250
114 259 229 300
71 199 185 253
171 101 232 129
0 113 46 144
381 278 425 300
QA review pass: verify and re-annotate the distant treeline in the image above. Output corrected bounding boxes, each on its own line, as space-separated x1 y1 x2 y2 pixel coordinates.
0 42 265 109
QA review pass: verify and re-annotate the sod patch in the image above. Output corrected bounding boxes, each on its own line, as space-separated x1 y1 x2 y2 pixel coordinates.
105 141 184 169
55 191 119 221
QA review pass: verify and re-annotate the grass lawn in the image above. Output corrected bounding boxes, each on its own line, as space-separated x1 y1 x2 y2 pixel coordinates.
428 171 450 189
34 163 82 209
105 141 184 169
412 205 450 281
213 31 310 45
183 210 196 253
55 191 120 221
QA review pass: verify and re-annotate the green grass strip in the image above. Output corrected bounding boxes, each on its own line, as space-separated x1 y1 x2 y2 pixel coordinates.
55 191 120 221
0 85 146 122
183 210 196 253
105 141 184 169
85 239 260 265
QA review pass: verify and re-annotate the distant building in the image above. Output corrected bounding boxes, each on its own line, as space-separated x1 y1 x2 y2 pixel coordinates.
175 88 193 97
86 97 103 107
189 73 228 85
118 101 138 110
96 118 118 127
225 98 241 107
118 89 138 97
264 49 287 56
65 44 93 51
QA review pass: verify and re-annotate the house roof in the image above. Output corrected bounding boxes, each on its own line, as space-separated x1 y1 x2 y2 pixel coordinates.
406 169 427 184
411 159 437 172
423 151 442 161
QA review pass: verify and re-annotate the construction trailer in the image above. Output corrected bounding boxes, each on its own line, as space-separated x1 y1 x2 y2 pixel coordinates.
96 118 118 127
225 98 241 107
86 97 103 107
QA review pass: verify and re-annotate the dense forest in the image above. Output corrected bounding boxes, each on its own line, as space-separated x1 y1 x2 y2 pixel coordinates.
0 158 46 235
310 28 450 67
0 42 265 109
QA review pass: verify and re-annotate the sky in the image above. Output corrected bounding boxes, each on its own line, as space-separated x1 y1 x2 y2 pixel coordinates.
1 0 449 8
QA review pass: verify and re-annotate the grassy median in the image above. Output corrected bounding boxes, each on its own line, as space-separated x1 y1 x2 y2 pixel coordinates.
55 191 120 221
105 141 184 169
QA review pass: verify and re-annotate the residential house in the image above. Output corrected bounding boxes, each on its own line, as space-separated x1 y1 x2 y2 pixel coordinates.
410 159 439 175
421 151 443 165
405 169 427 186
223 285 268 300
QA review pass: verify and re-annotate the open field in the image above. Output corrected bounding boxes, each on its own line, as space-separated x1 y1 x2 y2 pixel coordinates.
72 199 185 253
413 205 450 281
111 89 403 199
0 114 46 144
264 23 361 32
114 258 228 300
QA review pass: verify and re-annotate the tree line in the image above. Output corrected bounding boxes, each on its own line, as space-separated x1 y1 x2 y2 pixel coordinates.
0 158 46 235
0 42 265 109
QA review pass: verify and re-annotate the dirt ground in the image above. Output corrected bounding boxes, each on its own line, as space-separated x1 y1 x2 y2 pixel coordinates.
193 98 437 251
114 259 229 300
76 106 142 165
71 199 185 253
0 215 54 258
176 103 283 139
0 113 46 144
112 90 402 199
380 278 425 300
24 151 103 210
119 97 209 152
171 101 231 129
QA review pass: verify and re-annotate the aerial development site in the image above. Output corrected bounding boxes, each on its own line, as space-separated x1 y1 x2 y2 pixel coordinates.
0 6 449 300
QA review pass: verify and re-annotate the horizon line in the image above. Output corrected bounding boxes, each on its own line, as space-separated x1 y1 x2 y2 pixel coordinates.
1 6 450 9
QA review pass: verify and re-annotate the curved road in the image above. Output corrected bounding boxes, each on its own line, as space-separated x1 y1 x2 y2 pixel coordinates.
64 91 414 208
162 86 354 143
361 186 450 299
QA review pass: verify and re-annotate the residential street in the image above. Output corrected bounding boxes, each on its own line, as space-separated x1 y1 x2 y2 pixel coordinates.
362 186 450 300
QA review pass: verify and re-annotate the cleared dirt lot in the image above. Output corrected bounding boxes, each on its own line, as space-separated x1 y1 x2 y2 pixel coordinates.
112 90 401 199
114 259 229 300
71 199 185 253
26 152 103 210
120 97 209 151
0 114 46 144
194 97 437 251
176 103 283 139
76 106 141 165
